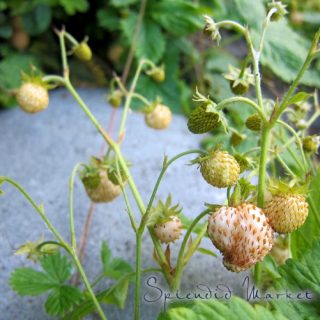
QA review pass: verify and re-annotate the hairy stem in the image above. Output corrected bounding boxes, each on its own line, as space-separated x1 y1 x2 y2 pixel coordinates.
171 209 210 291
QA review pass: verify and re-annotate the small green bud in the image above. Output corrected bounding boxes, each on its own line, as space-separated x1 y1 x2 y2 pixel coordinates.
107 90 123 108
147 66 165 82
245 113 262 131
302 136 320 153
74 41 92 61
203 15 221 44
230 132 246 147
268 1 288 21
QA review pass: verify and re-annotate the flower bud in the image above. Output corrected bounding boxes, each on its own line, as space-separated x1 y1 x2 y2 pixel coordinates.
268 1 288 21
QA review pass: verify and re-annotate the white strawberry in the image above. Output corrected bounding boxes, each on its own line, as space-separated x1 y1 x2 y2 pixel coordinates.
149 196 183 244
207 203 274 272
154 216 183 244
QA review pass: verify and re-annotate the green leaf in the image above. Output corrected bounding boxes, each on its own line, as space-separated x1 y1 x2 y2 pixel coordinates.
157 296 284 320
291 169 320 259
215 0 320 87
270 240 320 319
58 0 89 15
197 247 217 258
100 241 133 280
105 258 133 280
287 92 311 106
22 5 51 36
102 277 131 309
97 8 119 31
256 21 318 86
100 240 112 274
40 252 73 283
150 0 204 36
121 15 165 63
0 53 39 90
110 0 138 8
10 253 82 316
10 268 56 296
45 285 83 316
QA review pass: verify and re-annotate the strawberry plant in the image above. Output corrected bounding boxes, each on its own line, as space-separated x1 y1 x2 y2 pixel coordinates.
1 1 320 319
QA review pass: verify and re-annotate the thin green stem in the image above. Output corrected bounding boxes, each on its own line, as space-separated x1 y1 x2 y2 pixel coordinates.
64 79 115 148
2 177 67 245
139 149 205 233
259 8 277 53
42 75 66 84
64 32 79 46
239 54 251 78
287 234 292 259
135 232 142 320
216 96 267 122
171 209 210 291
276 154 295 178
276 120 307 170
183 223 208 264
118 59 146 138
58 31 69 78
69 162 84 250
115 158 138 232
71 252 107 320
257 127 270 207
132 92 152 107
36 240 67 251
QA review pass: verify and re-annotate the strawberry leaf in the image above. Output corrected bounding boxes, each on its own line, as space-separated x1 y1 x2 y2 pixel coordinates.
291 169 320 259
10 252 83 316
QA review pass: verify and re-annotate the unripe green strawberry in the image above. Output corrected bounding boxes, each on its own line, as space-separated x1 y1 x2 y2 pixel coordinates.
145 104 172 130
270 236 289 265
187 103 220 134
154 216 183 244
302 136 319 153
234 154 254 173
245 113 261 131
230 81 249 95
107 90 123 108
16 82 49 113
147 66 165 82
74 42 92 61
208 204 274 272
264 194 308 233
81 169 121 203
200 151 240 188
268 1 288 21
230 132 245 146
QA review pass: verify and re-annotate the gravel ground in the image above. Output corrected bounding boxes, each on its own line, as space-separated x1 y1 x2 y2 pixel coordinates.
0 88 249 319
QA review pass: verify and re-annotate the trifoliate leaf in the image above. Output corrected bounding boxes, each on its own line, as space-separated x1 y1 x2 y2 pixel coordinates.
10 253 82 316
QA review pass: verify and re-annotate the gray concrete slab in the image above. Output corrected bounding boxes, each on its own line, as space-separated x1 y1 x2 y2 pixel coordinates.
0 88 248 319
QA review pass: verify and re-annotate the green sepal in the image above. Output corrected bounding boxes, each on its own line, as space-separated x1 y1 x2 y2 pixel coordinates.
146 195 182 226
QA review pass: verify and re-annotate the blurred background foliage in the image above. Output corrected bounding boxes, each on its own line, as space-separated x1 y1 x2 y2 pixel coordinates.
0 0 319 112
